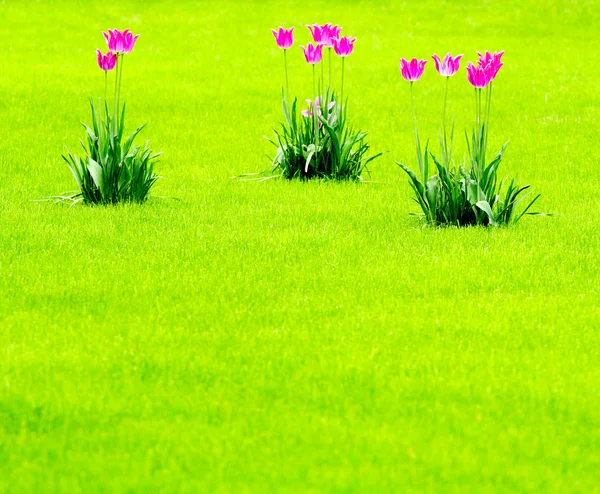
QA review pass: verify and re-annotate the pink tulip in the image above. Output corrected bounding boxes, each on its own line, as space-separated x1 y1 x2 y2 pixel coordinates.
272 27 294 49
466 62 490 88
103 29 139 55
323 24 342 48
307 24 328 45
301 43 323 64
477 50 504 81
432 53 463 77
400 58 427 82
332 36 356 57
96 49 117 71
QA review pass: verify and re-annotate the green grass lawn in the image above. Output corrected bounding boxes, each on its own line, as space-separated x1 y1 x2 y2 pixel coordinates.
1 0 599 491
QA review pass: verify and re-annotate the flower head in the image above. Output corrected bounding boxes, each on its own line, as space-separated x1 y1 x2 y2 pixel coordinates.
432 53 463 77
272 26 294 49
307 24 342 48
466 62 490 88
96 49 117 72
102 29 139 55
400 58 427 82
477 50 504 81
301 43 323 64
332 36 356 57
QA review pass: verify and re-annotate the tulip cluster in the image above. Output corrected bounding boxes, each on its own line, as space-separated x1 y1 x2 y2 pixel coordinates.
272 23 356 103
96 29 139 130
397 50 540 226
265 23 379 181
58 29 161 205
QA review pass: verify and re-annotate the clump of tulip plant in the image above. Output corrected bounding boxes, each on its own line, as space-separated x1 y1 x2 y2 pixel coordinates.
263 24 381 181
58 29 161 205
397 51 543 226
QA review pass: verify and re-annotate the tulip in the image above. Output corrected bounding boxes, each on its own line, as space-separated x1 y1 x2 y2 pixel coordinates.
102 29 139 132
307 24 328 45
466 62 490 88
272 27 294 49
301 43 323 64
432 53 462 77
322 24 342 48
477 50 504 81
272 27 294 98
400 58 427 82
96 49 116 72
332 36 356 57
96 49 116 102
432 53 462 164
332 36 356 102
103 29 139 55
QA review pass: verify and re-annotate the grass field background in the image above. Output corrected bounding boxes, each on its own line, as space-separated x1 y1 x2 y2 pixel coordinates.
1 0 599 491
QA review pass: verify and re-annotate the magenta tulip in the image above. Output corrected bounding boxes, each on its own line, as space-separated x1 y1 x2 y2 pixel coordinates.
272 27 294 49
323 24 342 48
432 53 462 77
466 62 490 88
477 50 504 81
301 43 323 64
103 29 139 55
400 58 427 82
96 49 116 72
332 36 356 57
307 24 328 45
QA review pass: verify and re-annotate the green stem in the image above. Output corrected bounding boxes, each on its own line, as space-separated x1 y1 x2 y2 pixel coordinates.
104 71 108 103
283 49 289 102
113 55 119 132
116 54 124 131
443 76 449 163
328 48 332 90
484 82 493 161
321 56 324 94
410 82 421 180
341 57 345 106
313 64 318 175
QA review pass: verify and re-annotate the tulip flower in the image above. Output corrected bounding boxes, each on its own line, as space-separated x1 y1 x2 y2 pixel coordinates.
96 49 116 101
332 36 356 102
301 43 323 64
477 50 504 81
332 36 356 57
466 62 490 88
400 58 427 82
96 49 116 72
272 27 294 98
103 29 139 55
307 24 329 45
102 29 140 132
322 24 342 48
308 24 342 88
272 27 294 49
432 53 462 77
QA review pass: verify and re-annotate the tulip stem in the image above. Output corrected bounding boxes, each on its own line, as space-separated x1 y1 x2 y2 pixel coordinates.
484 83 492 161
283 49 289 102
443 76 449 163
117 54 124 131
341 57 345 106
113 55 120 132
313 64 318 175
104 72 108 104
328 48 332 90
321 57 324 93
410 82 422 181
